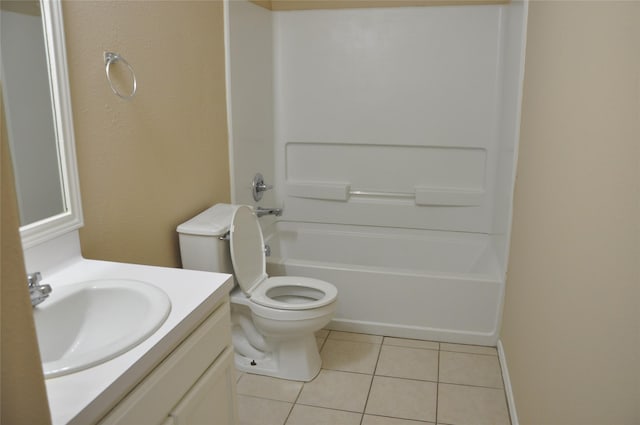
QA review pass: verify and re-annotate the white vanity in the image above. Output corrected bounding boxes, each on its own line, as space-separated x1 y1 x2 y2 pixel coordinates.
25 232 238 425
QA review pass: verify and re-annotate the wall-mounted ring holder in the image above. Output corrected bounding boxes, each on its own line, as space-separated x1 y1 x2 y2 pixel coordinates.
104 51 137 100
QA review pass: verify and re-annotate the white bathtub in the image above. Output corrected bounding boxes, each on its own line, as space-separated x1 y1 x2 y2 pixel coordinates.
264 221 504 345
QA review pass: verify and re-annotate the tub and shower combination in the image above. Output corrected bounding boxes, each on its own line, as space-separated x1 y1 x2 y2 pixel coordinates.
225 0 528 346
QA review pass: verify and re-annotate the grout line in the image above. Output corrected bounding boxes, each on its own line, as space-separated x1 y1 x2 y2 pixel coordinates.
437 381 506 390
319 365 440 385
281 371 306 425
383 336 441 351
364 413 437 424
317 335 328 351
382 342 440 352
294 401 368 416
359 340 383 425
324 340 383 348
371 373 439 385
435 349 440 424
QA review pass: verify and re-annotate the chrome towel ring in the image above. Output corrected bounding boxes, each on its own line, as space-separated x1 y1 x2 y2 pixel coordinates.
104 51 137 100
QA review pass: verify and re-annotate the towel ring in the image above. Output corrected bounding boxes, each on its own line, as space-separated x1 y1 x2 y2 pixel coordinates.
104 52 137 100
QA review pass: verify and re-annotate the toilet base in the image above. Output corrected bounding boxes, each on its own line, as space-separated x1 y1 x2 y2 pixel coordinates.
233 333 321 382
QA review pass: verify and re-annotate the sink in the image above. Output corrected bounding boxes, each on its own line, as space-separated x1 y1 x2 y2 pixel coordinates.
33 279 171 378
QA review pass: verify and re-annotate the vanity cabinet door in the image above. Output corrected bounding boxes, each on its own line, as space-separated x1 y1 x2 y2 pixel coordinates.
170 348 237 425
98 301 233 425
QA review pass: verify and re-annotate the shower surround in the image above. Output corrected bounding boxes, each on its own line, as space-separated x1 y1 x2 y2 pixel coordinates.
225 0 528 344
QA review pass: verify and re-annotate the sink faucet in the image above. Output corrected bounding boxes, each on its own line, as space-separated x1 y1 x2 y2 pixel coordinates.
28 272 52 307
255 207 283 218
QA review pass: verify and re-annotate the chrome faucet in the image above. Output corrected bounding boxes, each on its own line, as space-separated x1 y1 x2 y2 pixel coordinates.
28 272 52 307
255 207 282 218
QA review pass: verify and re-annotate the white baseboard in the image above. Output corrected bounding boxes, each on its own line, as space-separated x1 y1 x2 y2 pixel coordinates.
497 339 519 425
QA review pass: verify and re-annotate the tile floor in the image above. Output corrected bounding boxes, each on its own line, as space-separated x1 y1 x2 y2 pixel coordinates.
235 330 511 425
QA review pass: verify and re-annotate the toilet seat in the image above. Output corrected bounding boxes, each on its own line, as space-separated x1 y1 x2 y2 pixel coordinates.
250 276 337 310
230 206 337 312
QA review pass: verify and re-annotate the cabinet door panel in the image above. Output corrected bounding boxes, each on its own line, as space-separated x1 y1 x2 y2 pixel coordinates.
171 348 237 425
99 302 231 425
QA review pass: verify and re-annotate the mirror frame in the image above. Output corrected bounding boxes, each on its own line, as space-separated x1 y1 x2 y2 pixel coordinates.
19 0 83 249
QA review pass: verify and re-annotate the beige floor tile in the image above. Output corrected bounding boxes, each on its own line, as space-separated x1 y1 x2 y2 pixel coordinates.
320 339 381 374
328 331 383 344
237 394 293 425
297 369 372 412
440 343 498 356
315 329 330 339
285 404 362 425
237 373 303 402
439 351 503 388
316 331 329 350
363 414 434 424
383 337 439 351
235 369 244 383
437 383 510 425
316 336 326 350
365 376 437 422
375 345 438 381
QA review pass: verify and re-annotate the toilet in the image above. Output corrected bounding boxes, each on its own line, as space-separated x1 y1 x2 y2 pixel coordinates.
177 204 337 381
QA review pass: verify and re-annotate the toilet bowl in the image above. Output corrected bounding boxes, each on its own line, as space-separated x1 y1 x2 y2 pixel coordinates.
177 204 338 381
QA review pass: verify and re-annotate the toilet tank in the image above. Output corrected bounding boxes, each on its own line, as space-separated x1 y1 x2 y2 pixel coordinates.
177 204 239 274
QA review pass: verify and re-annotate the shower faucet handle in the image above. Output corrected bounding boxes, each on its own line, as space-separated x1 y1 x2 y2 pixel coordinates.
252 173 273 201
256 181 273 192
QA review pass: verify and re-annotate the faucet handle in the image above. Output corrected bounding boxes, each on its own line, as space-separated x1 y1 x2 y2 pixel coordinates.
252 173 273 201
27 272 42 287
256 182 273 192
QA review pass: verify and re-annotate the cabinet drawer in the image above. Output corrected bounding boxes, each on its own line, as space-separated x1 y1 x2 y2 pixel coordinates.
99 300 231 425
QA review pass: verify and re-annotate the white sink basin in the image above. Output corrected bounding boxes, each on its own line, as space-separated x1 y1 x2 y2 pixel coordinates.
33 279 171 378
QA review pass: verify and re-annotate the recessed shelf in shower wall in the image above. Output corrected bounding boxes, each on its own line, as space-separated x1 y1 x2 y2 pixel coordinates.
282 142 491 232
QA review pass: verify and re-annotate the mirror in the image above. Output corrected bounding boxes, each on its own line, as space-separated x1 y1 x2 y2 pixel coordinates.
1 0 82 248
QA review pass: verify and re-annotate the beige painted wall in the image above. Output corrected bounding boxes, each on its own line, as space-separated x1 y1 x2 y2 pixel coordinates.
0 2 229 419
62 0 230 268
501 1 640 424
1 85 51 424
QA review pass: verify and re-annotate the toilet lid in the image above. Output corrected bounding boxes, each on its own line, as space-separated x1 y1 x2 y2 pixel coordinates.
229 205 267 295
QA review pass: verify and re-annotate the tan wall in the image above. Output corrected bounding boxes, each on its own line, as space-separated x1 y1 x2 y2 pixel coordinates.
501 1 640 424
62 0 230 268
1 85 51 424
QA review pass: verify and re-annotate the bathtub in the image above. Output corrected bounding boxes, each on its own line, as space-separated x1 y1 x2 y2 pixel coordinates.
264 221 504 345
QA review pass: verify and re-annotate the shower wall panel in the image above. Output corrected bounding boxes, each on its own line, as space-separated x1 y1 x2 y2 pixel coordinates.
226 0 275 207
273 5 505 232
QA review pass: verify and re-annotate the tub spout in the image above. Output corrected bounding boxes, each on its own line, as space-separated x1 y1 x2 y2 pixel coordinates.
255 207 282 218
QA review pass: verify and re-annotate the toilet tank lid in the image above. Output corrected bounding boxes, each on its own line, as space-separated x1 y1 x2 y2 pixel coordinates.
176 204 240 236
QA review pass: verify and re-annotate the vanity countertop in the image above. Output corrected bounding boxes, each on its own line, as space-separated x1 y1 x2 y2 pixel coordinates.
39 257 233 425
